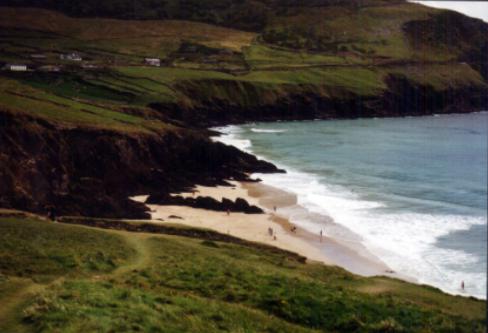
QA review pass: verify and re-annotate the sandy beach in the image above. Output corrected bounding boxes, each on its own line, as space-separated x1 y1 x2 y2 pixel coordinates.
133 181 410 280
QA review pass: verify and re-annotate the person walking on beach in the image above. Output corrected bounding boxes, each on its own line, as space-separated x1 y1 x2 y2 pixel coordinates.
320 229 323 243
268 227 273 236
226 209 230 216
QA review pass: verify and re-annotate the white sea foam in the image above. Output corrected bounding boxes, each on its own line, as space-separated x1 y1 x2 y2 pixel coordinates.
213 124 487 299
211 126 252 151
250 128 287 133
256 167 487 299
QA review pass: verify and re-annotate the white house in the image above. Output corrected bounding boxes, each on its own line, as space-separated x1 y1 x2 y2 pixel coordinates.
4 64 27 71
144 58 161 67
30 54 47 59
37 65 61 72
81 63 98 70
60 52 82 61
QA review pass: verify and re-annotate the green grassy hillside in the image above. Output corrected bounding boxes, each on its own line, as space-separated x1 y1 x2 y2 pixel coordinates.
0 76 178 133
3 0 487 62
0 26 485 127
0 4 486 128
0 214 485 332
2 3 487 67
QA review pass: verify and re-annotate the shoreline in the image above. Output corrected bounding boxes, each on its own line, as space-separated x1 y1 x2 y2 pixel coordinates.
133 181 410 281
210 114 488 300
206 110 488 130
243 181 413 280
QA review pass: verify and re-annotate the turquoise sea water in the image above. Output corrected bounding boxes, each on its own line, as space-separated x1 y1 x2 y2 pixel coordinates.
215 112 487 299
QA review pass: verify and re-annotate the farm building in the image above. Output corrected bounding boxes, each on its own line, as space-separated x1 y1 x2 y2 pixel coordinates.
60 52 82 61
37 65 61 72
30 54 47 59
3 64 27 71
81 64 98 69
144 58 161 67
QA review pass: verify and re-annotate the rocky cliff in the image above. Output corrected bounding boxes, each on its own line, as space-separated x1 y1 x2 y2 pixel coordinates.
0 109 279 218
153 73 488 127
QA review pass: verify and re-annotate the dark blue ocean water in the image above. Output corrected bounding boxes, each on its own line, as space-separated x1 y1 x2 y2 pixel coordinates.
216 112 487 299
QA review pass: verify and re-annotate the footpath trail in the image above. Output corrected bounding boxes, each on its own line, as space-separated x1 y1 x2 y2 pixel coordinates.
101 231 152 278
0 277 65 331
0 228 151 332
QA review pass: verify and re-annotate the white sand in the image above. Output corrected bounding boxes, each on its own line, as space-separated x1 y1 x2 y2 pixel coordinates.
132 181 411 279
133 182 331 264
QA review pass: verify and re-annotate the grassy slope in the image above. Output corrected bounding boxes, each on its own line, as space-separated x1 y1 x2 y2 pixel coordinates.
1 60 484 132
0 5 486 125
0 4 455 65
0 75 181 134
0 7 255 58
0 215 485 333
0 214 135 331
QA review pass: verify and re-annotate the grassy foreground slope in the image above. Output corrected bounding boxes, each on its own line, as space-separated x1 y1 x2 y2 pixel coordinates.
0 214 485 333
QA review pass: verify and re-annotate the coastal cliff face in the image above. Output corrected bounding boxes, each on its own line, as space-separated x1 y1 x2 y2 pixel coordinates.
0 2 487 217
0 110 278 218
2 71 485 217
154 73 488 127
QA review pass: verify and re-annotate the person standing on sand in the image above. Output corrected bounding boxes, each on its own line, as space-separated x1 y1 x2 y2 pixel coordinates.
226 209 230 216
320 229 323 243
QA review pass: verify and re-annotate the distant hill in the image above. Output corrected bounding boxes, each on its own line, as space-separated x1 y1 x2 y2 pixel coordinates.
3 0 400 31
0 2 487 218
3 0 487 67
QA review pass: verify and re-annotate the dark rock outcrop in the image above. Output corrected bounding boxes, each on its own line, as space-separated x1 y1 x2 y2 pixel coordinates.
146 194 263 214
0 110 280 218
379 74 488 117
151 76 488 128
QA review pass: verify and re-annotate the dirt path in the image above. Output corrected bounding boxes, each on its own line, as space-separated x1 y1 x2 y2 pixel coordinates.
0 230 151 332
0 277 65 332
100 231 152 278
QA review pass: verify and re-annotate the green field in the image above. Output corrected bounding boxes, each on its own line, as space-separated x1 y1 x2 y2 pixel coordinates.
0 5 486 131
0 215 485 333
0 75 182 133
